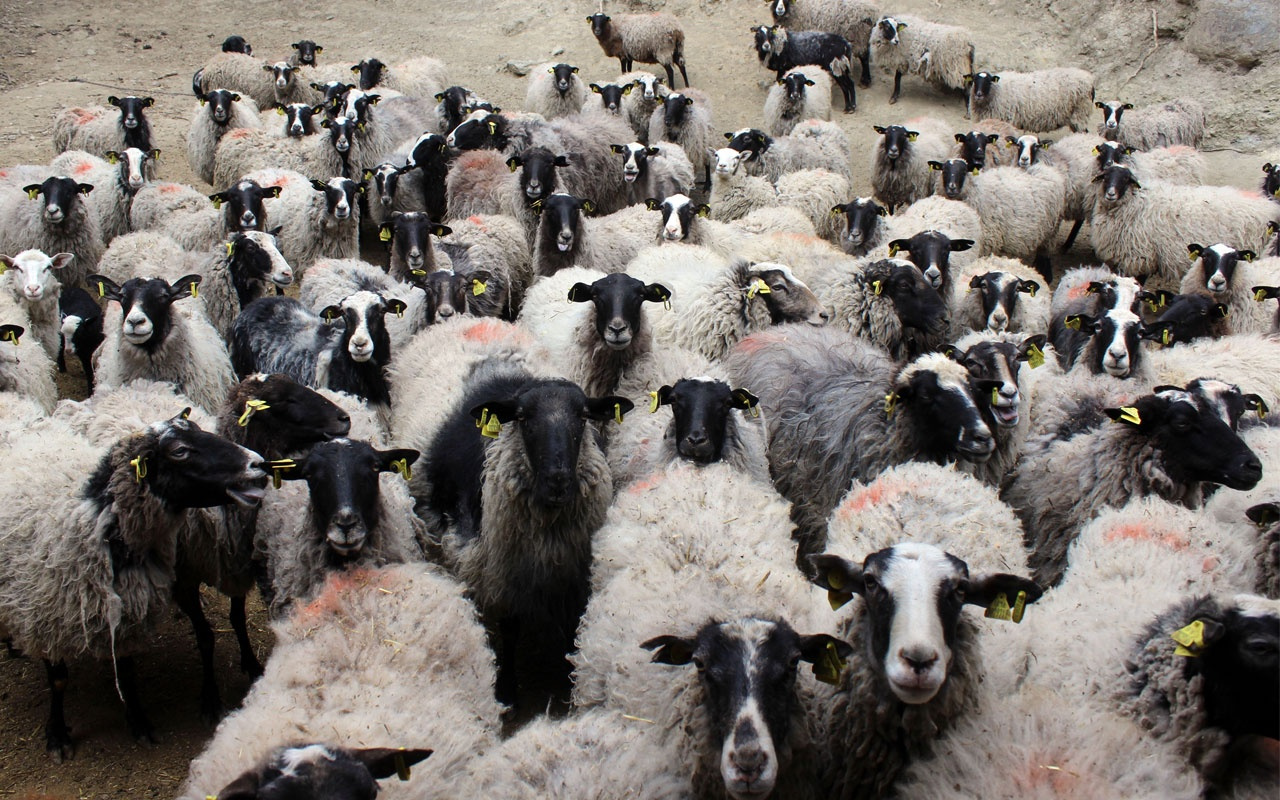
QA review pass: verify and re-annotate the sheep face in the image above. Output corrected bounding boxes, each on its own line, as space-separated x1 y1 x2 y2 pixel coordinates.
282 102 319 137
1187 243 1254 294
780 71 814 102
770 0 793 20
226 230 294 301
634 73 665 101
654 378 759 463
220 34 251 55
1105 388 1262 491
235 373 352 446
320 115 356 154
213 744 433 800
107 95 153 131
1094 164 1138 205
535 193 592 253
1094 99 1132 131
809 543 1041 704
712 147 749 177
291 39 321 66
381 212 451 274
873 17 903 46
833 197 886 254
89 273 200 352
661 93 694 133
319 291 403 365
967 72 999 103
415 269 473 321
22 176 93 226
1264 162 1280 199
407 133 449 170
509 147 567 203
587 12 612 40
130 414 268 510
873 125 918 163
954 131 999 170
209 179 282 233
311 177 361 222
1182 377 1267 431
367 163 401 208
549 63 579 96
590 82 628 113
932 158 973 200
312 81 353 116
894 358 996 461
340 90 380 124
446 112 502 150
865 259 948 336
1092 141 1132 172
1144 294 1229 347
748 263 828 326
0 249 73 302
200 88 241 126
1009 134 1049 169
751 25 772 63
725 128 772 162
435 86 475 131
886 231 975 292
264 62 295 92
611 143 658 185
654 193 709 242
469 379 632 507
280 438 419 559
644 619 852 800
104 147 154 193
949 335 1045 429
567 272 670 350
352 58 386 92
1079 306 1143 378
966 271 1040 334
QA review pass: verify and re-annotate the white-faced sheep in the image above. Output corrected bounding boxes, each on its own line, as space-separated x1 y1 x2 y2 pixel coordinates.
53 96 156 158
648 90 716 190
1094 97 1206 150
964 68 1095 132
187 88 261 185
243 168 361 277
727 118 853 183
0 414 265 758
0 176 104 286
768 0 879 87
817 257 950 360
868 15 976 103
949 256 1048 338
129 178 281 253
805 462 1042 799
727 325 998 553
300 257 435 350
708 146 779 222
177 563 500 800
868 118 951 212
764 66 833 136
526 63 588 120
0 293 57 412
1179 243 1280 336
618 71 669 141
587 12 689 89
0 249 75 362
1091 165 1280 288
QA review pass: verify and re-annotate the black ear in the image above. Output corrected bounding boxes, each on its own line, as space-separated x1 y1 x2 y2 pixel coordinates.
469 399 519 424
728 388 760 411
942 343 965 361
654 384 674 407
1018 333 1048 359
554 155 571 167
954 133 966 143
86 274 123 302
375 447 421 473
320 304 344 323
968 274 986 290
108 96 121 106
567 282 595 303
1246 502 1280 527
309 179 329 192
77 183 94 195
170 274 203 301
642 634 696 665
351 747 434 781
643 283 671 303
872 125 887 134
609 144 626 154
1187 243 1204 259
212 768 261 800
962 572 1044 609
263 185 283 199
1018 279 1040 296
0 324 25 346
950 238 975 252
585 395 635 421
806 554 865 600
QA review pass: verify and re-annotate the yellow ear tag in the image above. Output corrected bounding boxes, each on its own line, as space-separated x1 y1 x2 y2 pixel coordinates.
1027 343 1045 369
1256 288 1269 302
26 188 38 200
1171 620 1207 657
828 590 853 610
225 242 234 257
475 408 487 429
1118 406 1141 425
411 269 427 277
267 458 296 489
614 402 624 424
1010 590 1027 623
887 243 899 256
129 455 147 483
984 592 1011 621
1161 328 1170 346
472 279 487 296
379 227 392 242
1 329 18 346
1064 316 1081 330
883 391 898 417
1144 297 1159 314
872 280 884 296
481 413 503 438
190 281 199 298
211 198 222 209
648 390 660 413
97 281 106 298
391 458 412 481
749 403 760 419
1026 285 1037 297
394 752 411 782
747 278 771 298
237 399 270 426
991 386 999 405
0 263 5 274
813 640 847 685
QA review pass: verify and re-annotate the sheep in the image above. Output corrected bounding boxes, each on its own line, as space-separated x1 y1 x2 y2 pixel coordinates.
949 256 1049 338
58 286 104 392
952 118 1022 169
584 79 634 119
1141 291 1232 347
817 257 949 360
274 101 323 138
727 326 998 553
881 194 982 290
1254 285 1280 334
727 118 853 183
187 88 261 185
611 141 695 207
433 84 489 134
830 196 888 256
0 176 104 286
89 273 237 415
754 25 858 112
0 249 75 362
775 168 853 241
768 0 878 87
867 117 951 212
587 12 689 89
299 257 434 350
195 229 295 339
379 211 453 282
338 89 438 174
707 146 778 224
197 52 277 109
436 213 531 317
628 247 828 360
1029 131 1106 252
0 413 265 758
705 152 849 241
196 745 435 800
177 563 500 800
1092 140 1206 186
393 132 447 224
964 68 1095 133
129 178 281 253
1147 333 1280 410
1178 243 1280 335
52 96 155 157
244 168 361 276
764 66 833 136
444 148 525 225
1003 383 1264 587
647 90 716 190
580 202 670 274
1091 165 1280 288
1094 97 1206 150
423 358 631 704
49 148 155 243
212 115 357 186
805 462 1043 799
868 15 976 103
350 56 449 99
288 39 322 67
364 159 427 232
230 291 407 424
530 193 597 277
619 71 669 141
525 63 588 120
572 462 849 798
0 296 57 413
1201 424 1280 598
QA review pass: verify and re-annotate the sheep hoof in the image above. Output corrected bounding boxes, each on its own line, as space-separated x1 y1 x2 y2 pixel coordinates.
240 652 264 678
46 729 74 762
844 105 856 114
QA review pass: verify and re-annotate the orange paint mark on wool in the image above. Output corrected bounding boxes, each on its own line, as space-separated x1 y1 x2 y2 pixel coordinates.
294 567 396 624
261 176 289 188
836 480 903 518
461 319 513 344
1104 523 1189 550
227 128 254 140
72 161 94 176
70 108 97 125
160 183 184 194
627 474 664 495
466 215 488 230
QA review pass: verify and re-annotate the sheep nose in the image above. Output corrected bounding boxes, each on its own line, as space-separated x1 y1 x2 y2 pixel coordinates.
607 321 628 336
1108 346 1128 360
900 648 939 675
332 509 358 530
438 304 455 318
886 147 900 159
730 746 766 778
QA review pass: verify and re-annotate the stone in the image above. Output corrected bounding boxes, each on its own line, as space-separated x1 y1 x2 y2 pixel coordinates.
1185 0 1279 69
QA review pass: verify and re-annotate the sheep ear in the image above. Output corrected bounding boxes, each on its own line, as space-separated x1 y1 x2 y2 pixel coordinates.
554 155 571 167
645 198 662 211
309 179 329 192
86 274 123 302
942 343 965 361
609 144 626 154
621 84 633 95
876 206 887 217
50 253 76 270
1122 102 1134 110
872 125 887 134
384 298 409 317
950 238 975 252
695 204 711 217
642 634 697 665
108 96 122 106
374 447 420 476
807 554 865 609
170 275 203 301
724 132 734 140
378 223 393 242
962 73 974 85
646 147 661 157
1213 303 1230 319
77 183 94 195
585 395 634 422
953 133 966 143
1187 243 1204 259
1104 406 1145 427
1040 139 1053 149
351 748 434 781
1017 279 1040 296
990 75 1000 83
962 572 1043 619
430 224 452 238
643 283 671 304
471 399 518 425
0 324 25 345
797 633 854 685
1247 502 1280 527
212 768 261 800
886 239 909 256
1094 101 1106 109
104 150 120 164
728 388 760 411
1244 393 1269 416
267 225 283 236
1240 250 1256 262
150 149 162 160
263 64 275 72
320 304 344 323
653 384 674 410
567 282 594 303
1018 333 1048 361
927 160 943 171
967 274 985 290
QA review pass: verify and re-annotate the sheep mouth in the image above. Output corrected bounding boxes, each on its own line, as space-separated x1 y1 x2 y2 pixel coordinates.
326 539 367 559
333 208 351 220
724 782 774 800
957 435 995 460
888 678 943 704
1102 361 1130 378
991 404 1019 426
123 330 153 345
556 239 575 252
525 186 544 200
349 346 375 362
271 273 294 287
623 170 640 183
604 333 633 349
212 110 229 123
44 210 67 224
226 482 267 507
123 118 140 129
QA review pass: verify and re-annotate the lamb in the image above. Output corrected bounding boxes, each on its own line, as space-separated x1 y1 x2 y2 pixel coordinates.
0 295 58 412
0 413 265 758
768 0 878 87
868 117 951 212
868 15 976 103
0 176 104 286
194 229 295 339
350 56 449 99
187 88 262 185
0 249 75 362
647 90 716 190
754 25 858 112
881 194 982 290
88 273 237 414
1091 165 1280 288
58 286 105 392
727 118 853 183
379 210 452 282
423 358 630 703
1003 383 1264 587
49 148 155 243
949 255 1048 338
830 196 888 256
52 96 155 157
244 168 360 276
525 63 588 120
806 462 1042 799
177 563 500 800
587 12 689 89
764 66 833 136
1179 243 1280 335
726 325 997 552
129 178 281 253
817 257 949 360
1094 97 1206 150
619 71 669 141
964 67 1096 133
611 141 694 207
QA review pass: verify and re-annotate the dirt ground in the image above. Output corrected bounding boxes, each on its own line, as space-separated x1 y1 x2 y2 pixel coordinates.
0 0 1276 796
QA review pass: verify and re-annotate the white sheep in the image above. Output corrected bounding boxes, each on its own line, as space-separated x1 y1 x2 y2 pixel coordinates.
1094 97 1206 150
129 179 280 254
708 147 778 221
1147 333 1280 410
525 62 589 119
763 66 833 136
0 177 104 287
868 117 951 212
0 290 57 412
0 249 75 362
949 255 1050 338
965 68 1095 132
613 141 695 208
212 122 352 188
187 88 262 185
868 15 976 102
243 168 360 277
177 563 500 800
1201 424 1280 598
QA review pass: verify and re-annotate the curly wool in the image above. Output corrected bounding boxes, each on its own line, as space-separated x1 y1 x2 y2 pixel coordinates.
187 94 261 185
777 168 851 241
440 213 532 316
646 90 715 191
1178 255 1280 337
49 149 139 244
0 295 58 414
960 162 1066 261
1201 425 1280 598
212 127 348 189
1148 333 1280 410
128 183 239 254
870 117 951 211
178 563 499 800
52 104 150 157
444 149 523 223
708 161 777 223
745 119 852 183
819 259 920 360
0 185 103 287
763 66 833 137
246 168 356 278
197 52 276 110
525 63 589 120
968 68 1095 133
883 194 983 274
1098 98 1206 151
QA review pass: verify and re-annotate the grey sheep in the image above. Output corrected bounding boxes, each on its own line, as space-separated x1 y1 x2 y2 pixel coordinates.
618 71 670 142
52 96 156 158
187 88 262 185
350 56 449 99
525 63 589 120
612 141 695 208
868 117 951 212
587 12 689 89
129 179 280 254
0 289 58 413
299 257 433 351
868 15 976 103
212 119 354 188
195 229 295 339
949 256 1049 338
1179 243 1280 336
938 158 1067 275
49 148 155 244
648 90 716 191
818 257 949 360
0 176 103 288
244 168 360 278
764 66 833 136
1095 97 1206 151
727 118 853 183
965 68 1095 132
197 52 278 110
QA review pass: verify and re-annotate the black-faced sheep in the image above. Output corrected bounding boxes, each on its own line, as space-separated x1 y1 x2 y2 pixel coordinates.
753 25 858 112
525 63 588 120
647 90 716 190
0 176 103 287
188 88 261 185
819 257 949 360
727 118 853 183
868 118 951 212
49 148 155 244
58 286 104 392
768 0 879 87
1179 243 1280 335
1094 97 1206 150
764 66 834 136
129 178 281 253
53 96 155 157
378 211 452 282
964 68 1095 132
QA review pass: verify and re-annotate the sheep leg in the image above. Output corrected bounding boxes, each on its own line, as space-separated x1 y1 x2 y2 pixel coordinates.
78 351 95 392
116 656 156 744
834 74 857 113
703 161 711 192
56 337 67 373
230 595 263 677
663 63 676 89
1060 219 1085 253
43 659 73 762
1033 251 1054 284
858 47 872 88
3 636 22 658
676 54 689 88
495 615 521 708
173 578 222 723
890 71 903 104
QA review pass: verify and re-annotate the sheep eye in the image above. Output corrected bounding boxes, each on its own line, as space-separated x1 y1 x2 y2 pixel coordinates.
169 446 191 460
862 574 880 592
